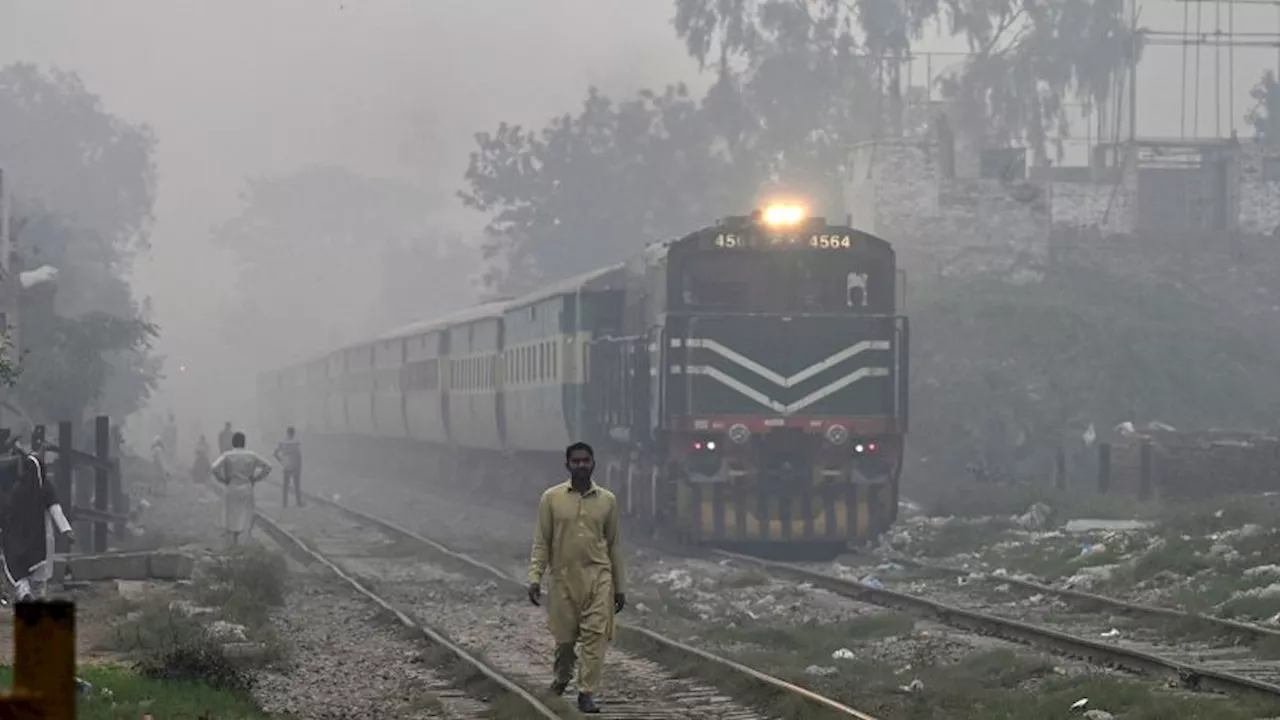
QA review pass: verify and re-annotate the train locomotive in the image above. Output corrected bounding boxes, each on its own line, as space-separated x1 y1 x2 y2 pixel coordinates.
257 204 909 557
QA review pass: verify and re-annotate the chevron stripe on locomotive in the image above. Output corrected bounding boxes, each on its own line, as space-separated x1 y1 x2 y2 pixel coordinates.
257 203 909 558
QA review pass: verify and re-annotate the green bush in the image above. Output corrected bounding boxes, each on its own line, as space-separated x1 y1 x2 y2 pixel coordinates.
108 601 255 693
194 545 288 627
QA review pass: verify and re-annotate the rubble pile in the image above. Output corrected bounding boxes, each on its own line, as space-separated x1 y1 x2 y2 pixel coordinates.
886 497 1280 623
644 560 871 626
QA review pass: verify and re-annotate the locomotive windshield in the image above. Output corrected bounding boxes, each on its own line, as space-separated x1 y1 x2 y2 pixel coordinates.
676 249 894 314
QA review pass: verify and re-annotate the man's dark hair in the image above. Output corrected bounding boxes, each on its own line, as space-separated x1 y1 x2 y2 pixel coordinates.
232 432 246 449
286 426 296 436
565 442 594 461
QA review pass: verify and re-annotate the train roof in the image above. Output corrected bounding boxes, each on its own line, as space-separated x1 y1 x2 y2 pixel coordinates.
503 263 625 311
375 299 510 342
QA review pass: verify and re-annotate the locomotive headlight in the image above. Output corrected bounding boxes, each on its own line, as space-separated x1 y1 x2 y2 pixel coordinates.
760 203 807 227
728 423 751 444
825 424 849 445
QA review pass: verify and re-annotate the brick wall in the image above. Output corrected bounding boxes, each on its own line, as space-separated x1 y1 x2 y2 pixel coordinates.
1110 432 1280 501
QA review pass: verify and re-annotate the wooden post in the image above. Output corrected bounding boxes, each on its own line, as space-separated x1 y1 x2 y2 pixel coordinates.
110 458 127 541
1097 442 1112 494
0 601 77 720
57 422 83 557
1139 440 1154 501
93 416 110 553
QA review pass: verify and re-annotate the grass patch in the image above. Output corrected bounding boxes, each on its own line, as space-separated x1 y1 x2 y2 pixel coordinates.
972 672 1280 720
1157 495 1280 538
982 537 1128 580
703 615 915 659
99 546 294 698
635 609 1280 720
718 569 771 589
911 519 1018 558
110 601 258 693
0 664 268 719
194 545 288 628
915 482 1156 522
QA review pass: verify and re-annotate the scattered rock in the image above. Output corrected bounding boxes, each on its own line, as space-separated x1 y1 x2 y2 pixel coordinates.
1014 502 1053 531
206 620 250 642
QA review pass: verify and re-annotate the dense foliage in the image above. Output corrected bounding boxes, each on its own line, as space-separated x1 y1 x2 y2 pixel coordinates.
909 265 1280 484
464 0 1138 292
0 64 162 425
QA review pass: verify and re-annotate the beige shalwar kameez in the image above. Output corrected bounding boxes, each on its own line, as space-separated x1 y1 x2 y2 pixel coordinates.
528 480 625 694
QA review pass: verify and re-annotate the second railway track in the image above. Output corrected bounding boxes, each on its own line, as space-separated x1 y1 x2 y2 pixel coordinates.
249 482 881 720
711 549 1280 700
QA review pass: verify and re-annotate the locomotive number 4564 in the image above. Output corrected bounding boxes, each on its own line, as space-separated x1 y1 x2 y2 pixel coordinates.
713 233 854 249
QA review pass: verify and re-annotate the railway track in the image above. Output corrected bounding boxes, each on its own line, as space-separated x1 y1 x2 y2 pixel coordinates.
250 482 880 720
710 549 1280 701
874 552 1280 645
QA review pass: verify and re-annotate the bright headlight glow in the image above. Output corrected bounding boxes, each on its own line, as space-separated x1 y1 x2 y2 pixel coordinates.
761 203 807 227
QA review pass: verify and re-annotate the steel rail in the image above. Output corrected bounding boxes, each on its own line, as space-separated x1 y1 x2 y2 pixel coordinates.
711 549 1280 700
200 480 561 719
286 486 881 720
881 553 1280 642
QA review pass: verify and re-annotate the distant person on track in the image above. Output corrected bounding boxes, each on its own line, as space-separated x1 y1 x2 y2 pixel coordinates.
527 441 626 714
0 450 74 601
210 432 272 549
150 435 170 496
218 422 233 454
273 427 303 508
192 434 211 485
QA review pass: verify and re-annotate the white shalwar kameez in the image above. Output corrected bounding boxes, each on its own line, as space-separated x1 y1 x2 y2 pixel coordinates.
209 449 272 537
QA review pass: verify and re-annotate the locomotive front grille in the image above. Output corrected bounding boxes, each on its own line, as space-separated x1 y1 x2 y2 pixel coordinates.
678 481 889 542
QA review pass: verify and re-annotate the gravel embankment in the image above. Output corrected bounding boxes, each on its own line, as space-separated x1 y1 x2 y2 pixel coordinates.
261 490 775 719
140 475 489 718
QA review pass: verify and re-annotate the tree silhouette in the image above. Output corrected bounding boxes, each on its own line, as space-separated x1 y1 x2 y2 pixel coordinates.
1247 70 1280 145
461 85 750 294
673 0 1141 163
0 63 161 422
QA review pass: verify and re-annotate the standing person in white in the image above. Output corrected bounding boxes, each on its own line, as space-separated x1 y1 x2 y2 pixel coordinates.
209 431 272 548
0 451 74 600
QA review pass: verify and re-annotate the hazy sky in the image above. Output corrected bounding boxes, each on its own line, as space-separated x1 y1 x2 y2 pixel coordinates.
1 0 1278 438
0 0 693 434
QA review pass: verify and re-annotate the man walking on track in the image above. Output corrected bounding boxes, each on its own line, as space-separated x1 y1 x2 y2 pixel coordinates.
273 426 303 508
218 421 233 454
210 432 272 548
0 450 74 601
527 442 626 714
